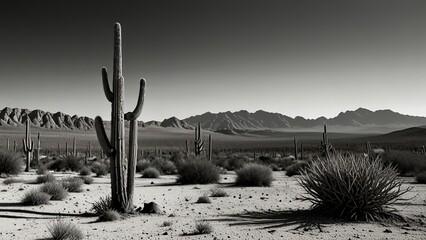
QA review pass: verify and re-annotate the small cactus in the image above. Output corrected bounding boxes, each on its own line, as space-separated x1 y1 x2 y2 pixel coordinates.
22 117 34 172
194 123 204 156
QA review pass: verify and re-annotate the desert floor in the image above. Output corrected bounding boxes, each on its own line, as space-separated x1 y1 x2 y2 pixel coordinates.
1 171 425 240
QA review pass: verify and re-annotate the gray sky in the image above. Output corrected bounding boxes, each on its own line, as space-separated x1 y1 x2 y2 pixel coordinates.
0 0 425 121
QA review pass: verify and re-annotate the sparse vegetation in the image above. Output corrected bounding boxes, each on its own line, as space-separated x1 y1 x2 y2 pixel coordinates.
285 160 309 176
61 177 84 192
136 159 151 172
2 177 23 185
0 151 22 176
381 150 426 176
415 171 426 184
92 196 113 215
210 188 228 197
79 167 92 176
141 167 160 178
195 221 213 234
81 176 94 184
47 220 84 240
36 173 56 184
235 163 273 187
40 182 68 200
299 153 410 221
177 159 220 184
21 189 51 206
36 164 47 175
98 210 120 222
91 162 108 177
47 155 84 172
196 195 211 203
161 220 173 227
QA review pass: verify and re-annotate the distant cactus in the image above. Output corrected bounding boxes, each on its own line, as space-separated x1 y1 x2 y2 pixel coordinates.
293 136 298 160
321 125 333 158
34 133 41 165
208 134 213 161
6 137 10 151
95 23 146 213
72 137 77 156
22 117 34 172
194 123 204 156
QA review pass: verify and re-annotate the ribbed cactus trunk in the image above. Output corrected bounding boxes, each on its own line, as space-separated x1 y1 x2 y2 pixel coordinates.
95 23 145 213
65 142 69 155
23 119 34 172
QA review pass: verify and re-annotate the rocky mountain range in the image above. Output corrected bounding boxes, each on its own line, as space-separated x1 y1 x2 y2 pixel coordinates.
184 108 426 131
2 107 426 132
0 107 95 130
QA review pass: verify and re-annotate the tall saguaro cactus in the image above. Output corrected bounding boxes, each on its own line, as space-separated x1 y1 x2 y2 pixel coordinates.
23 118 34 172
95 23 146 213
194 123 204 156
72 137 77 156
293 136 298 160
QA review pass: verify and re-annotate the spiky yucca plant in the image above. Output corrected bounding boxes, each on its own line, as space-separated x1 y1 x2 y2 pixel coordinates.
299 153 410 221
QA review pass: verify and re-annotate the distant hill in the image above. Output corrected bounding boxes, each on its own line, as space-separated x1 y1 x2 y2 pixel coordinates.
0 107 94 130
362 126 426 143
160 117 194 130
184 108 426 131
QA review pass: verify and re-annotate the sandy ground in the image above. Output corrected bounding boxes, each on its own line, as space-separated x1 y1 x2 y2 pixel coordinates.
0 171 425 240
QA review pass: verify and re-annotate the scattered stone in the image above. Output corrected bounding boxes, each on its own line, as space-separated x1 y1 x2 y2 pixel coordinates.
383 229 392 233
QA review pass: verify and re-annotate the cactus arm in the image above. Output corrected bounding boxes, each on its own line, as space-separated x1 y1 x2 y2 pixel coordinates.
23 139 27 154
95 116 114 156
125 79 146 121
102 67 113 103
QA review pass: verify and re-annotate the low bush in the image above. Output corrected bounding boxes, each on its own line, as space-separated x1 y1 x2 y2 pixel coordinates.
36 164 47 175
415 171 426 184
47 220 84 240
299 153 410 221
136 159 151 172
79 167 92 176
47 155 84 172
210 188 228 197
285 160 309 176
142 167 160 178
235 163 273 187
36 173 56 184
81 176 94 184
269 163 280 171
195 221 213 234
92 196 113 215
40 182 68 200
177 159 220 184
21 189 51 206
381 150 426 176
61 177 84 192
91 162 108 177
196 195 211 203
151 159 177 175
0 151 22 176
2 177 23 185
98 210 120 222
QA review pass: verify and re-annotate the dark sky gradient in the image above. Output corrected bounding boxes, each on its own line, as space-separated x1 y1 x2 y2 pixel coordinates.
1 0 425 121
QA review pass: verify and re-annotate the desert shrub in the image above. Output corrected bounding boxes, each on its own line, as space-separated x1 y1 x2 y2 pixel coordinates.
415 171 426 184
170 151 186 166
79 167 91 176
36 173 56 184
2 177 23 185
98 210 120 222
0 151 22 176
278 157 295 170
47 159 66 172
63 155 84 172
195 221 213 234
151 159 177 175
40 182 68 200
81 176 94 184
136 159 151 172
196 195 211 203
142 167 160 178
92 196 113 215
299 153 410 221
235 163 273 187
381 150 426 176
285 160 309 176
210 188 228 197
177 159 220 184
91 162 108 177
36 164 47 175
21 189 51 206
161 220 173 227
61 177 84 192
47 220 84 240
270 163 280 171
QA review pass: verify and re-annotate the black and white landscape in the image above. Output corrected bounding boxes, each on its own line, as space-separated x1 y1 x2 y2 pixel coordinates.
0 1 426 240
